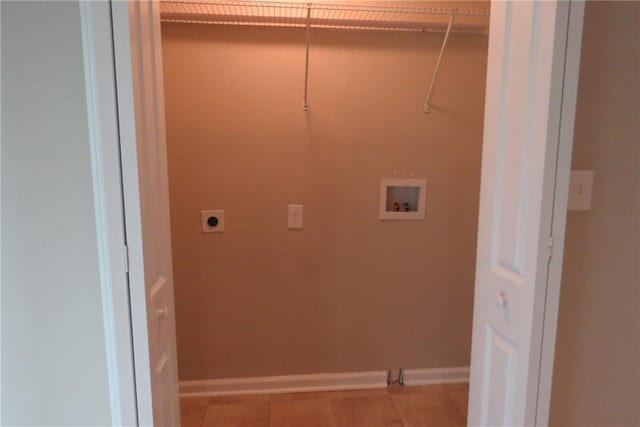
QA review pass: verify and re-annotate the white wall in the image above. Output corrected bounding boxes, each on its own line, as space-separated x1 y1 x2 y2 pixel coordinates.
1 1 112 425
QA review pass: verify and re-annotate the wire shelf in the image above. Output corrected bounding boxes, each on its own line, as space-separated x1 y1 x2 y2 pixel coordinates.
160 0 490 34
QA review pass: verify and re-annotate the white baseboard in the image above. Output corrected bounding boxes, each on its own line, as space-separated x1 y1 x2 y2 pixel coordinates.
180 366 470 397
179 370 388 397
402 366 470 386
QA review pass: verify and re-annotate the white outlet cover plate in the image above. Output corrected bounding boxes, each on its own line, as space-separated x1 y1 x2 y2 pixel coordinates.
568 170 594 211
288 204 303 229
201 210 225 233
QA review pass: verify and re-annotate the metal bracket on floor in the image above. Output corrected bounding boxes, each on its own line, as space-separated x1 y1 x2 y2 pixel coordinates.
387 368 405 386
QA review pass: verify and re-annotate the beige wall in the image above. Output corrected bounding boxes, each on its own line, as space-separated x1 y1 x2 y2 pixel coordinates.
1 1 112 424
161 23 488 380
550 2 640 426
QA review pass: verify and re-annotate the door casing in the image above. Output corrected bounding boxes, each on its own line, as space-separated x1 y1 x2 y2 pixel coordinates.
79 1 138 425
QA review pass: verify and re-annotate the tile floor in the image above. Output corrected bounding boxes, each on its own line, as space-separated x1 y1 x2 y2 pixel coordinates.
180 383 469 427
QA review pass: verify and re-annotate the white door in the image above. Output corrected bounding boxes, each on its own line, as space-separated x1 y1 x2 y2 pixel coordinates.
111 1 180 425
468 1 582 425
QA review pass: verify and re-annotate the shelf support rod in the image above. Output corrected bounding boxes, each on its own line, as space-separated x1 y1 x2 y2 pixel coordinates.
303 3 311 112
424 13 456 113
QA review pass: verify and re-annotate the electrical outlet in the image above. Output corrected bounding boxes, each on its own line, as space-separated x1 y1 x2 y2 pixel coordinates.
201 210 224 233
288 204 303 229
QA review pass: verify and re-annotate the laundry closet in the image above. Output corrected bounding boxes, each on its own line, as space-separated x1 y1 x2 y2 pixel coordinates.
158 0 490 390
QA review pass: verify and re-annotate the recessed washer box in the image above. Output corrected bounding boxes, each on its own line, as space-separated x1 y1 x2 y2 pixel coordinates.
201 210 225 233
379 178 427 220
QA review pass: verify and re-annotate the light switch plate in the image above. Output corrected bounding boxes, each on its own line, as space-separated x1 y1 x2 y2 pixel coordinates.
568 170 594 211
288 204 303 229
201 210 225 233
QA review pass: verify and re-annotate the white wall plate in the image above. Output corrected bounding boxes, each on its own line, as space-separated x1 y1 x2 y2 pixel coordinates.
201 210 225 233
568 170 594 211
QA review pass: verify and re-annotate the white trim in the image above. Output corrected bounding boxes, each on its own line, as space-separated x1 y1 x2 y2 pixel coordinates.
535 1 585 425
0 1 3 421
111 1 155 425
180 371 388 397
402 367 470 386
79 1 137 425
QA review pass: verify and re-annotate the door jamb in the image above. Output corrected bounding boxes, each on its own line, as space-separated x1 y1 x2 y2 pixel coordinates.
110 0 159 425
534 1 585 424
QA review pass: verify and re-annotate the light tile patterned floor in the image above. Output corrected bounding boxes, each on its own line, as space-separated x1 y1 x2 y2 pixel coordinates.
181 383 469 427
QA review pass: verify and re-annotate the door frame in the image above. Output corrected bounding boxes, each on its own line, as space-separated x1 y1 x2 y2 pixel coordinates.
84 0 585 425
534 2 585 424
79 1 138 426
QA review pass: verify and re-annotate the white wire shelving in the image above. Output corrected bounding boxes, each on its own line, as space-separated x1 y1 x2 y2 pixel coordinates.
160 1 489 34
159 0 490 112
